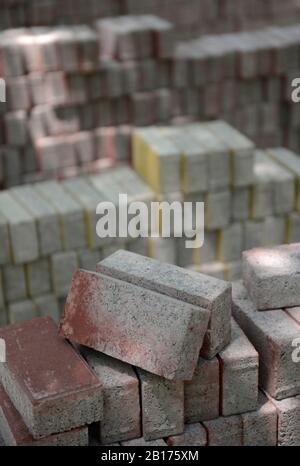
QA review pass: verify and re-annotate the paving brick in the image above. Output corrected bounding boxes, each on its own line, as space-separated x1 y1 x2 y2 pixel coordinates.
186 123 230 191
97 250 231 358
60 268 209 380
243 243 300 310
0 213 10 265
8 300 38 323
199 261 226 280
33 294 60 323
225 261 242 281
11 184 62 256
206 120 255 187
51 251 78 298
0 383 88 446
184 357 219 423
85 350 141 445
0 317 102 439
203 415 243 446
241 392 277 446
205 190 231 230
137 368 184 440
121 437 166 446
219 319 258 416
35 180 86 250
25 259 51 297
232 281 300 399
270 395 300 446
244 219 267 250
218 223 244 262
3 264 27 303
0 191 39 264
166 423 207 446
5 110 28 147
264 216 287 246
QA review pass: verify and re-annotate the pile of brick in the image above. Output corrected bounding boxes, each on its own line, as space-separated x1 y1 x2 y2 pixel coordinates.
232 243 300 446
2 248 299 446
133 121 300 280
1 0 300 40
2 120 300 326
2 18 300 188
0 166 155 326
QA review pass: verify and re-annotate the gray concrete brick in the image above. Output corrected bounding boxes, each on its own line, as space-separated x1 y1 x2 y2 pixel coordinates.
218 223 244 262
232 188 250 221
85 350 140 445
205 190 231 230
3 264 27 302
0 214 10 265
0 191 39 264
243 243 300 310
203 415 243 446
51 251 78 298
242 392 277 446
97 250 231 358
219 319 258 416
232 281 300 399
137 368 184 441
121 437 166 446
25 259 51 297
185 358 219 423
271 395 300 446
60 269 209 380
33 294 60 323
8 299 38 323
35 180 86 250
11 184 62 256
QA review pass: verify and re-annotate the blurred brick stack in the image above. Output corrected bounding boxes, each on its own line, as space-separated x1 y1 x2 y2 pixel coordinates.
1 0 300 39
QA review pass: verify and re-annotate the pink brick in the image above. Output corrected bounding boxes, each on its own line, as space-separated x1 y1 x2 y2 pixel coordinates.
60 269 209 380
0 384 88 446
0 317 102 439
184 358 219 423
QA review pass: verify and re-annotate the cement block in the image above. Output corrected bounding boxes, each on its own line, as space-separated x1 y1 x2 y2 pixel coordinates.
271 395 300 446
232 189 250 221
0 383 88 446
242 392 277 446
167 424 207 446
0 214 10 265
219 319 258 416
137 368 184 440
184 358 219 423
0 317 102 439
25 259 51 297
203 415 243 446
244 220 267 250
218 223 244 262
8 300 38 324
0 191 39 264
206 120 255 187
232 281 300 399
243 243 300 310
35 180 86 250
96 250 231 358
60 269 209 380
3 264 27 302
199 261 226 280
85 350 140 445
33 294 60 323
51 251 78 298
205 190 231 230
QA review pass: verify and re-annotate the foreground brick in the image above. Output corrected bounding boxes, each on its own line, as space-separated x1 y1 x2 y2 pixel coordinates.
0 384 88 446
241 392 277 446
270 394 300 446
85 350 141 444
203 415 243 446
232 281 300 399
243 243 300 310
184 358 219 423
137 368 184 440
60 269 209 380
97 250 231 358
0 317 102 439
219 319 258 416
167 424 207 446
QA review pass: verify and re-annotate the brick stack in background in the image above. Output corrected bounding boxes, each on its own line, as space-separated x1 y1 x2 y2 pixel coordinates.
1 0 300 39
1 120 300 326
2 19 300 188
133 121 300 281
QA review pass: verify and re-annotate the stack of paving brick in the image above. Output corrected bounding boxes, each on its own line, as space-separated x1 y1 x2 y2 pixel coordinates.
1 0 300 40
232 242 300 446
0 15 176 188
0 316 103 446
133 121 300 281
0 165 155 326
